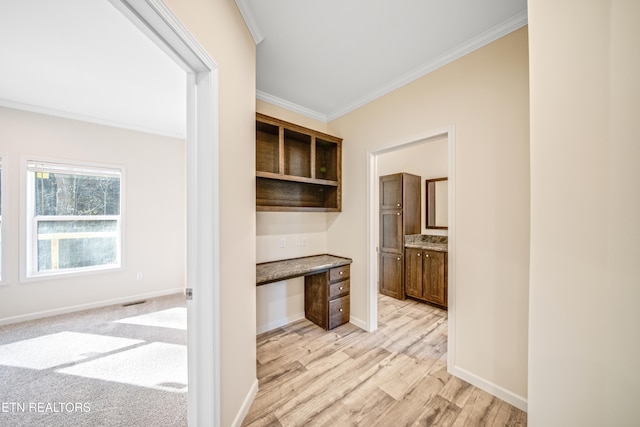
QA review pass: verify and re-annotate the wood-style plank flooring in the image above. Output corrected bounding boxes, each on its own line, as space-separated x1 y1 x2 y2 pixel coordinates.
242 295 527 427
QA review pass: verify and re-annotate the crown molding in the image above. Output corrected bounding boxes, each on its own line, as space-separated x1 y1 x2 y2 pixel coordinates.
0 99 186 139
256 90 328 123
325 10 529 121
235 0 264 44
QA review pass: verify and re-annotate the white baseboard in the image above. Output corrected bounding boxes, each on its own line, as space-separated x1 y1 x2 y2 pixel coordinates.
231 378 259 427
256 312 305 334
448 364 528 412
0 288 185 326
349 315 368 331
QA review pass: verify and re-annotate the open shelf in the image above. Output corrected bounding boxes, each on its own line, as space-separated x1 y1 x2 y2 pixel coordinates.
256 113 342 212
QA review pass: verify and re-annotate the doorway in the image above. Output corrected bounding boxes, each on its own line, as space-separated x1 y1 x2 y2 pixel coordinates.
366 126 456 369
107 1 220 425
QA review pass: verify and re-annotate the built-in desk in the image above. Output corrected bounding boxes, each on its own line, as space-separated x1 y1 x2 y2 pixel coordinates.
256 254 352 330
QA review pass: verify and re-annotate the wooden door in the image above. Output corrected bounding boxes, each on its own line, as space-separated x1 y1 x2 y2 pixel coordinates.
380 174 403 210
404 248 423 299
379 252 404 299
380 210 403 254
423 250 446 306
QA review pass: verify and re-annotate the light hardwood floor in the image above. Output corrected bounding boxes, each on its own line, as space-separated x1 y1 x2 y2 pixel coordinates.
243 295 527 427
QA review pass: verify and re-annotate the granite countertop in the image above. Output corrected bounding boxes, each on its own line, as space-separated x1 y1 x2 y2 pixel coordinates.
404 234 448 252
256 254 352 285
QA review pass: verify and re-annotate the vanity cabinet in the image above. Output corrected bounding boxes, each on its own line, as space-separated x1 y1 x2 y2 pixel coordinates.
378 173 421 299
256 113 342 212
404 247 447 308
305 265 350 330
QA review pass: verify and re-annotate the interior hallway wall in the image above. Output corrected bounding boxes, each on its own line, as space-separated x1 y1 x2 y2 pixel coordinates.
163 0 257 425
528 1 640 425
328 27 530 405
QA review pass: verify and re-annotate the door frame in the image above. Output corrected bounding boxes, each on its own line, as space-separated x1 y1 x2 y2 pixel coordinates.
108 1 220 425
366 126 456 370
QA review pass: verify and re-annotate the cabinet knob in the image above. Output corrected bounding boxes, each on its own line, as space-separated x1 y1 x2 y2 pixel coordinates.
397 212 400 216
339 286 343 290
397 257 400 261
397 203 401 207
418 253 421 256
339 308 343 312
426 254 429 258
339 271 343 275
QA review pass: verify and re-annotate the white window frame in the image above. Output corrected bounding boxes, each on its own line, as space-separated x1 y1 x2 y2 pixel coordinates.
0 154 7 285
21 157 125 281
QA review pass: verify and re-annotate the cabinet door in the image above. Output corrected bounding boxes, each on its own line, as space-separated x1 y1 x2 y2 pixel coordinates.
404 248 423 299
380 210 403 254
379 252 404 299
380 174 403 210
423 250 446 306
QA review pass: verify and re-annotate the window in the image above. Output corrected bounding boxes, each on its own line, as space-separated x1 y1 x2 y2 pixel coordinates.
25 159 123 278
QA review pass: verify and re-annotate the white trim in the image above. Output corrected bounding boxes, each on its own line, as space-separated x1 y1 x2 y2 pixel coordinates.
234 0 264 44
348 316 367 331
110 1 221 426
257 312 305 335
0 99 186 140
448 364 528 412
0 288 184 326
230 379 259 427
255 11 528 123
256 90 328 123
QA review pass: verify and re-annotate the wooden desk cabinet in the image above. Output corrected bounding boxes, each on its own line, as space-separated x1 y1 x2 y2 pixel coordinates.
305 264 350 330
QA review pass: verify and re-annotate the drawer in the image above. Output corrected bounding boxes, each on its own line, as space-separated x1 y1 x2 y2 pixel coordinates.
328 295 350 329
329 279 350 299
329 265 350 282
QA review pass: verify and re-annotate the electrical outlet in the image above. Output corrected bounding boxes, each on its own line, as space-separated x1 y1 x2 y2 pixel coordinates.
295 237 301 247
136 273 143 280
279 238 286 248
301 237 307 246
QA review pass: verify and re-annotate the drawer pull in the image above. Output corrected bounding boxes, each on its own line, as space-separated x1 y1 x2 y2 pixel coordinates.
339 271 343 275
339 286 343 290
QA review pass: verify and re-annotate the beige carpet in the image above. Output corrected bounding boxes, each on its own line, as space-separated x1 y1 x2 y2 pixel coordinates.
0 293 187 426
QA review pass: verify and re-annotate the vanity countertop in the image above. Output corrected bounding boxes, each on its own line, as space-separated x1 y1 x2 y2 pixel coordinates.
404 234 448 252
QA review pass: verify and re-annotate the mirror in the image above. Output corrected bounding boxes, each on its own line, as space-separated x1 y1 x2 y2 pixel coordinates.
426 178 448 229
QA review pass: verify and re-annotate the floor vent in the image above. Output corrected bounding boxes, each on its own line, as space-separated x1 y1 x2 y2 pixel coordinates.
122 300 147 307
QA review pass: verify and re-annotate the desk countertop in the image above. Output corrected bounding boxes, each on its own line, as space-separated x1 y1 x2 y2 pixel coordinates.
256 254 352 286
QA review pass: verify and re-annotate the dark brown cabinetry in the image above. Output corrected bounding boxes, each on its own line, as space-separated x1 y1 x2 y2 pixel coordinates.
404 247 448 308
256 113 342 212
305 264 350 330
378 173 421 299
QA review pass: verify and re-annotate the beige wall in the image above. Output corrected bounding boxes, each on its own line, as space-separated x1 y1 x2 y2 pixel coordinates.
0 107 186 322
528 1 640 425
328 27 530 403
163 0 257 425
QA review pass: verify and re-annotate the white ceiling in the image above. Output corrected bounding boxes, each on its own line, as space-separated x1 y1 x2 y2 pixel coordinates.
0 0 187 138
0 0 527 136
245 0 528 121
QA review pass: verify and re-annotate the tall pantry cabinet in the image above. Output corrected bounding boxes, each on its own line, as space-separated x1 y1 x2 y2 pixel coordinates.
378 173 421 299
